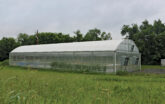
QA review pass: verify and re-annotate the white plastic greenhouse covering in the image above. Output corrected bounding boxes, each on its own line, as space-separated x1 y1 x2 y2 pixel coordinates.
12 40 123 52
9 39 141 73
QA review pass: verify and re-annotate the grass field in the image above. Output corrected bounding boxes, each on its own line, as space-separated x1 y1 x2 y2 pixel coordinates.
1 65 165 104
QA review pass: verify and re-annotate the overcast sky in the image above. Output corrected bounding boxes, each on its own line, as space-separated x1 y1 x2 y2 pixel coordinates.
0 0 165 39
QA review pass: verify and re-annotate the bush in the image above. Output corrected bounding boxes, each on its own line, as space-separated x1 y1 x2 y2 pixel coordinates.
0 60 9 66
116 70 129 76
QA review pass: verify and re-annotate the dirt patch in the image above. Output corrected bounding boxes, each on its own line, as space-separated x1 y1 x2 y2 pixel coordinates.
140 69 165 74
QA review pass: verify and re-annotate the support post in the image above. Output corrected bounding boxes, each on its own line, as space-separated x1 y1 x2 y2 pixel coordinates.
140 54 141 71
115 52 117 74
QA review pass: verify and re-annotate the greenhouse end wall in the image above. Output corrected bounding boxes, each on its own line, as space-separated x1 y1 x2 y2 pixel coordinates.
116 52 141 72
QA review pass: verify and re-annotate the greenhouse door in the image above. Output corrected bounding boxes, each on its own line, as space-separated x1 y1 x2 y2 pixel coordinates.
124 57 129 66
124 57 129 70
120 56 129 70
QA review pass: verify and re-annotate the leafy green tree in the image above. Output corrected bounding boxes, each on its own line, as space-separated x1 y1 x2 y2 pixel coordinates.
28 35 36 45
32 32 74 44
17 33 30 45
101 32 112 40
0 37 19 61
84 28 112 41
84 28 101 41
121 19 165 65
74 30 83 42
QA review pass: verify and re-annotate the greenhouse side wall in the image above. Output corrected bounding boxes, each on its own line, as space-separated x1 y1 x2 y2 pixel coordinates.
9 51 115 73
116 52 141 72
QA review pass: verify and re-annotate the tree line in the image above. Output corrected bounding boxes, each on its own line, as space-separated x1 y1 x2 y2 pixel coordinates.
0 28 112 61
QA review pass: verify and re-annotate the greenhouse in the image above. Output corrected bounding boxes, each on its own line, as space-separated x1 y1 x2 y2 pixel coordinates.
9 39 141 73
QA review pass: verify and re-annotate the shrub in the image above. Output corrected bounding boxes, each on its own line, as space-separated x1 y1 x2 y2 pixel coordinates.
116 70 129 76
0 60 9 66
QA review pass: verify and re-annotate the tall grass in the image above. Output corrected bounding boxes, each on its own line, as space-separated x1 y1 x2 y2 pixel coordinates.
0 65 165 104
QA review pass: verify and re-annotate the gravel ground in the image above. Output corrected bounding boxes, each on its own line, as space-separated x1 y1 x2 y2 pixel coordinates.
140 69 165 74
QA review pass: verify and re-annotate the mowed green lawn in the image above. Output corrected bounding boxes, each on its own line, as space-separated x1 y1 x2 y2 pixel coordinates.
0 65 165 104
